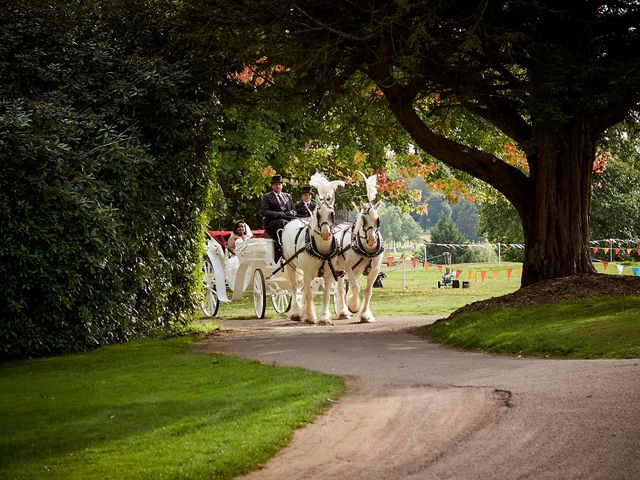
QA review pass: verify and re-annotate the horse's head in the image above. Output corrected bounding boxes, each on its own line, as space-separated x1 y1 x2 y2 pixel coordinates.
354 201 382 249
309 172 344 241
314 195 336 241
353 171 382 249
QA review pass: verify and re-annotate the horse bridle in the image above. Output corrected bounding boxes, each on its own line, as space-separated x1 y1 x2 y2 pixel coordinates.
312 197 337 236
355 205 380 245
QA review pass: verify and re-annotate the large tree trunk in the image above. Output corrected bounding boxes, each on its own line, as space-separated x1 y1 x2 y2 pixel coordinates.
519 122 597 286
378 85 599 287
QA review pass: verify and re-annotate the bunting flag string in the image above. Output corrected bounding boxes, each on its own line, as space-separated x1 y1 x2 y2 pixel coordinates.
589 239 640 259
421 239 640 258
387 255 635 280
425 241 526 249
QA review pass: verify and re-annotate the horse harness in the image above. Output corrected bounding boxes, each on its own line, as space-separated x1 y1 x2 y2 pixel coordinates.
338 219 384 276
270 224 344 281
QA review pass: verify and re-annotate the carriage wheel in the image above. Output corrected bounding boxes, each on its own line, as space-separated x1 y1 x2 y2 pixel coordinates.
201 258 219 317
271 289 292 314
253 269 267 319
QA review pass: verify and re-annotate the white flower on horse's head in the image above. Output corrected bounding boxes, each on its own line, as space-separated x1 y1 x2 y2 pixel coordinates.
357 171 378 203
309 172 345 203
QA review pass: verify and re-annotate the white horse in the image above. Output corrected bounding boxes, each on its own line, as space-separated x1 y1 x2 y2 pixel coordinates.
334 173 384 323
281 173 344 325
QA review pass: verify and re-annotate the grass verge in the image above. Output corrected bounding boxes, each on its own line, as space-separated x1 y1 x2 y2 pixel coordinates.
426 295 640 358
0 337 344 480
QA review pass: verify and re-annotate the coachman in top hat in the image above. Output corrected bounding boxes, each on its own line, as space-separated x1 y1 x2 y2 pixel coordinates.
261 175 296 261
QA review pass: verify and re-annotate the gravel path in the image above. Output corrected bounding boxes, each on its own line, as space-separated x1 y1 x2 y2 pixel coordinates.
195 316 640 480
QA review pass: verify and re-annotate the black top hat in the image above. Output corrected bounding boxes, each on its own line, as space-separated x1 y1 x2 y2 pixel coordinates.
301 185 312 194
271 175 283 184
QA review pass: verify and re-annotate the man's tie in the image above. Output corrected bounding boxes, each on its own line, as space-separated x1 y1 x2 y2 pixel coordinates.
277 194 285 206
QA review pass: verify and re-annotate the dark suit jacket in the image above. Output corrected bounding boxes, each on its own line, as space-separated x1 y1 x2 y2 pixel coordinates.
294 200 316 218
262 191 295 227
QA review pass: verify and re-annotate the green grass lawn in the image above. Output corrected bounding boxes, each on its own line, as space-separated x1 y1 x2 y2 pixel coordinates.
212 261 525 319
427 295 640 358
4 259 636 479
0 337 344 480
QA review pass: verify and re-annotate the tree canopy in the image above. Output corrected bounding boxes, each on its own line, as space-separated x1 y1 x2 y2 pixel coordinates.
222 0 640 285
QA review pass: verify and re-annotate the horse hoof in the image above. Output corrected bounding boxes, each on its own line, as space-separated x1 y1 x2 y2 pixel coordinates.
304 318 317 325
348 305 359 314
338 312 350 320
360 316 375 323
290 314 302 322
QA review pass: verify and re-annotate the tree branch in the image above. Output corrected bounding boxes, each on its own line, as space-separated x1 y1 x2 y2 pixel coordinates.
462 96 532 145
370 65 530 214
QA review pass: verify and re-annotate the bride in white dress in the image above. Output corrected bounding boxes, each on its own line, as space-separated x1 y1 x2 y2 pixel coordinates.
225 220 252 289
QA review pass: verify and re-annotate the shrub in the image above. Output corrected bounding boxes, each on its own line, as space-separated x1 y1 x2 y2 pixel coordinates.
0 2 220 359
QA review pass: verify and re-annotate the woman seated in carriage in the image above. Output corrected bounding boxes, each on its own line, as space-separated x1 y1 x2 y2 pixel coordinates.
224 220 252 287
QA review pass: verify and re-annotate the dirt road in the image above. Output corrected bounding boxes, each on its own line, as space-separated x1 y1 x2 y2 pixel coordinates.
197 316 640 480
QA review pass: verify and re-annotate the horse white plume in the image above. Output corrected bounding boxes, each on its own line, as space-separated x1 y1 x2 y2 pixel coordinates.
358 171 378 203
309 172 345 198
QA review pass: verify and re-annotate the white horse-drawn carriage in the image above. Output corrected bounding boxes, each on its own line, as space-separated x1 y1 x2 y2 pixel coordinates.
202 172 384 324
201 228 297 319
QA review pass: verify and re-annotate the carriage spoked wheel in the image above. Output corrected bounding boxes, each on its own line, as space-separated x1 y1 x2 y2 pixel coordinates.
253 269 267 319
201 258 219 318
271 286 292 314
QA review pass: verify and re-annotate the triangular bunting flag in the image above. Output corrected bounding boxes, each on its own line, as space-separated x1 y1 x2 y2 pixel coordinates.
614 248 620 255
480 271 487 282
411 257 417 268
507 268 513 280
616 264 624 275
602 261 609 271
437 265 443 273
455 269 463 278
468 271 474 280
632 267 639 276
387 257 394 267
492 270 499 279
604 247 609 254
592 247 599 254
627 248 632 255
424 262 430 271
637 248 640 257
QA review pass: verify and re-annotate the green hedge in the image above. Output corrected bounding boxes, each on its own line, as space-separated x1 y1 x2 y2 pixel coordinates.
0 2 222 359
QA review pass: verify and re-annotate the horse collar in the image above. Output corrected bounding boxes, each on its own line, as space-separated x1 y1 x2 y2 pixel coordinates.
351 225 384 258
305 228 340 260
